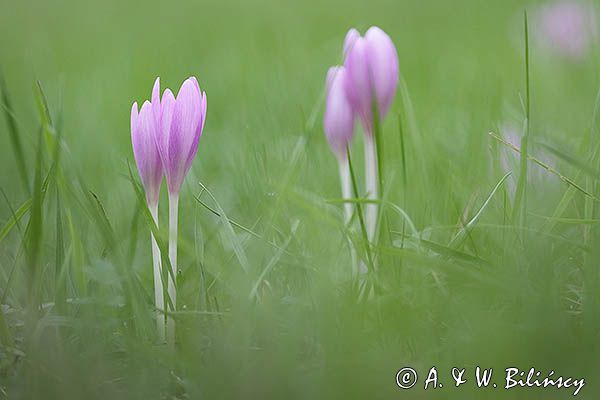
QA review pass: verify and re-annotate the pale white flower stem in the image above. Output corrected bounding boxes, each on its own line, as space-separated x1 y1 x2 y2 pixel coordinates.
338 157 353 226
167 193 179 347
338 157 357 275
149 203 165 343
364 136 378 243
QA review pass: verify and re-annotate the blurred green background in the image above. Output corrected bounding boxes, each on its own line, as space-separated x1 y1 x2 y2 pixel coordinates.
0 0 599 398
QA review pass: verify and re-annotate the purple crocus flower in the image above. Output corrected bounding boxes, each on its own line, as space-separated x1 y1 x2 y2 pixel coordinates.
324 65 356 239
343 26 399 135
151 77 207 195
323 65 358 274
131 89 165 342
342 26 399 244
131 101 163 206
324 66 355 159
149 76 207 346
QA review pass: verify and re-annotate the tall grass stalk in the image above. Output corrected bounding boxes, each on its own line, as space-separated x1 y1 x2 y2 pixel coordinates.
513 11 530 228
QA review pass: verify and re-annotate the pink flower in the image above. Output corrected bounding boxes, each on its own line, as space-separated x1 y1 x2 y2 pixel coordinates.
534 1 598 60
343 26 399 134
131 99 163 206
151 77 207 195
324 66 355 158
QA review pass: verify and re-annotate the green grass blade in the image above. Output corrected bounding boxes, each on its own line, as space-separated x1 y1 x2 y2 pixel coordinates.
449 172 511 248
0 198 31 243
0 70 29 194
346 146 375 273
26 129 45 309
512 11 531 227
66 211 86 296
371 99 383 197
198 181 249 273
86 190 116 250
126 162 175 310
0 161 53 245
54 188 66 312
395 236 491 266
539 142 600 179
249 220 298 300
489 132 600 201
195 194 280 251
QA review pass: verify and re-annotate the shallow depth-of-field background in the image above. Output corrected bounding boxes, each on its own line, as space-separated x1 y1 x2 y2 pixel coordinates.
1 0 599 398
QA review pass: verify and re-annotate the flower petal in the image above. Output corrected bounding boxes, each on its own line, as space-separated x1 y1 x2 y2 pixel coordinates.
324 66 354 156
155 88 175 174
131 102 142 172
365 26 399 118
184 90 207 174
151 77 161 129
343 28 360 57
344 35 373 134
166 77 202 193
133 100 163 204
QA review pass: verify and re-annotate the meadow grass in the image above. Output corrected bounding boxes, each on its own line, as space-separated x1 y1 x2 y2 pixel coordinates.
1 0 600 398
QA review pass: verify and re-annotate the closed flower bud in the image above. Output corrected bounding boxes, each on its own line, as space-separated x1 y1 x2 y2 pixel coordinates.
152 77 207 195
344 26 399 134
324 66 354 158
131 100 163 206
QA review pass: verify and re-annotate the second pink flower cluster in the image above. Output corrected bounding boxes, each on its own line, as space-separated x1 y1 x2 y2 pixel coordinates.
324 26 399 158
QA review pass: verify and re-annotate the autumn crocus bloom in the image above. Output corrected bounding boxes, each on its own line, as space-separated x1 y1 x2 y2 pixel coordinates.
152 77 207 196
343 26 399 242
534 1 598 60
132 101 163 207
324 66 355 225
131 98 165 341
344 26 399 134
151 77 207 343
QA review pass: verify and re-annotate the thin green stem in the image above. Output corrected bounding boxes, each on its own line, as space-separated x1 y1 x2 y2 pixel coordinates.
513 11 530 229
347 146 375 273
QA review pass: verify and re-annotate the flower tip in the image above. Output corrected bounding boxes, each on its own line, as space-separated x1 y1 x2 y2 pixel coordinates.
343 28 361 55
324 65 354 156
365 26 396 50
131 102 139 132
188 76 203 95
326 66 342 91
152 78 161 103
366 25 384 35
163 88 175 99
